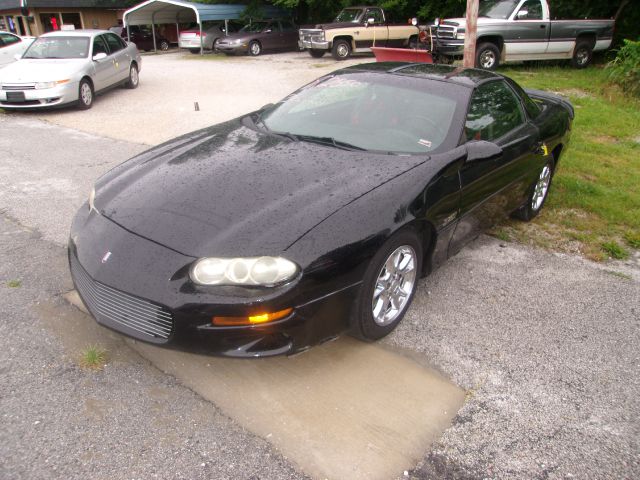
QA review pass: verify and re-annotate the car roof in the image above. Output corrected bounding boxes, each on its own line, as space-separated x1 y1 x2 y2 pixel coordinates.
40 29 109 38
343 62 504 88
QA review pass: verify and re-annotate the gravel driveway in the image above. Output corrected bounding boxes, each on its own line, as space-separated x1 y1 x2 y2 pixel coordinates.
1 51 639 479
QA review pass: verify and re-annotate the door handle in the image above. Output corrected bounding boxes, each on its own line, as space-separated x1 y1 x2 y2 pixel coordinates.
540 24 546 28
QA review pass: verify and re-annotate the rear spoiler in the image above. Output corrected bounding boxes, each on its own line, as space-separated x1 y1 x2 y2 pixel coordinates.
525 88 575 119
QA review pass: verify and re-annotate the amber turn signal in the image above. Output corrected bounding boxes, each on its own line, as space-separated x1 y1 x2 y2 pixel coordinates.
212 307 293 326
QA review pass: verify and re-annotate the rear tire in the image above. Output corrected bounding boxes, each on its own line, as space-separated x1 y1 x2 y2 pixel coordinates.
309 49 325 58
350 229 423 341
159 40 169 51
476 42 500 70
571 40 593 68
332 39 352 60
77 79 93 110
513 158 555 221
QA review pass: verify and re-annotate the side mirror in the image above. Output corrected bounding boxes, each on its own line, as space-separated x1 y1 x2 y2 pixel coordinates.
260 102 274 111
367 18 375 25
264 28 272 34
411 17 418 26
14 53 22 61
466 140 502 163
516 10 528 19
434 17 440 27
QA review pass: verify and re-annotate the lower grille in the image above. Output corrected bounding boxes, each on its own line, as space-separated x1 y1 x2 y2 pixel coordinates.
436 27 455 39
2 84 36 90
70 254 174 340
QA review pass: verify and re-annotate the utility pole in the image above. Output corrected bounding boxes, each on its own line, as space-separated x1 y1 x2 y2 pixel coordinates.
463 0 479 67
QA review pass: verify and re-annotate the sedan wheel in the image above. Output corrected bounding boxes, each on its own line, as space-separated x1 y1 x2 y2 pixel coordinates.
159 40 169 51
372 246 417 327
350 229 422 340
77 79 93 110
249 41 261 56
513 158 555 221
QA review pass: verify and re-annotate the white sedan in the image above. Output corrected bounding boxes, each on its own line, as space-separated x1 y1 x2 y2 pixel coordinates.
0 31 35 67
0 29 141 110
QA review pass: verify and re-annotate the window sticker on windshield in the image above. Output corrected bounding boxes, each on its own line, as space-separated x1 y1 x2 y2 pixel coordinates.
418 139 432 148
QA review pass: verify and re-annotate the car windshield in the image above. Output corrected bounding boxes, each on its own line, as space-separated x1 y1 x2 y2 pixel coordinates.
261 72 462 154
334 8 364 23
240 22 269 33
23 36 90 59
478 0 519 19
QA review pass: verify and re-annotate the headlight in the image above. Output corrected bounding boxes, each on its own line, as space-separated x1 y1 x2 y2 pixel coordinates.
88 187 96 212
191 256 298 286
35 79 70 90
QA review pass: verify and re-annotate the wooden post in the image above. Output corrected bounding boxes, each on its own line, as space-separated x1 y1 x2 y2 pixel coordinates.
463 0 479 68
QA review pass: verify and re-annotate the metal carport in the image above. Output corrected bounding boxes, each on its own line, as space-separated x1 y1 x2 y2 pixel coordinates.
122 0 287 54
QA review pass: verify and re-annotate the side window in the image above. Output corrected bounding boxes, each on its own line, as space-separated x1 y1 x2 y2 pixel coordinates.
517 0 543 20
279 20 296 32
364 8 384 25
92 35 109 56
505 78 541 118
104 32 124 53
0 33 21 46
269 22 281 33
466 81 525 142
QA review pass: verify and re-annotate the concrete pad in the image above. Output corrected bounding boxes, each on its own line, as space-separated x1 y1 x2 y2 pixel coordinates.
64 289 464 480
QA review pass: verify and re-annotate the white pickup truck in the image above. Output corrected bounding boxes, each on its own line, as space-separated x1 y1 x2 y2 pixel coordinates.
434 0 614 69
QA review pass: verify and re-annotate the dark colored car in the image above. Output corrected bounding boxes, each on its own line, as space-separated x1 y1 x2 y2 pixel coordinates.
109 25 169 52
215 19 299 56
69 63 573 357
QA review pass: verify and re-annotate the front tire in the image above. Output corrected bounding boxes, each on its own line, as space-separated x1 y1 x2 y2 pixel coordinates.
350 229 422 341
571 40 593 68
476 42 500 70
124 63 139 89
77 79 93 110
332 39 352 60
309 49 325 58
159 40 169 51
513 158 555 221
249 40 262 56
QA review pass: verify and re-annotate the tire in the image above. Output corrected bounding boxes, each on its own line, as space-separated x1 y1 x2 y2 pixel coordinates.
189 48 200 54
124 63 139 89
350 229 423 341
513 157 555 221
476 42 500 70
249 40 262 56
571 40 593 69
308 49 325 58
212 37 220 51
159 40 169 51
77 79 93 110
332 39 352 60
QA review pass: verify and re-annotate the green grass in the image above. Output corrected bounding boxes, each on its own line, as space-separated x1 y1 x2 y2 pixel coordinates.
7 279 21 288
495 65 640 261
80 345 107 370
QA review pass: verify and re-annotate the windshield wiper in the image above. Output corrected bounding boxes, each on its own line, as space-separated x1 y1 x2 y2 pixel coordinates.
294 134 366 151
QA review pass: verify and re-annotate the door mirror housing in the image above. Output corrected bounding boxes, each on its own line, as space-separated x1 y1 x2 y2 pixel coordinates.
466 140 503 163
92 52 108 61
366 17 375 26
516 10 528 20
264 28 272 34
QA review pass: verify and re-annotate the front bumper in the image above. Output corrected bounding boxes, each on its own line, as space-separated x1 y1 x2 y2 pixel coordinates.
298 39 330 50
434 39 464 56
0 81 79 109
69 206 359 357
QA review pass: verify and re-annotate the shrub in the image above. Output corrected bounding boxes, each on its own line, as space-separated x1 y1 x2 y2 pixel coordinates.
607 39 640 97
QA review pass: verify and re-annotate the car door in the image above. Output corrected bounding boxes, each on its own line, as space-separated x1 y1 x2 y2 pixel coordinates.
363 8 389 47
90 35 112 91
449 79 539 255
0 32 24 66
506 0 549 56
278 20 298 50
261 21 281 49
103 32 130 83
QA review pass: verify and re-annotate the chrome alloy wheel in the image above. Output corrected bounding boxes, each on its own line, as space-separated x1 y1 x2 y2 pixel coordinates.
130 66 139 86
80 82 92 106
250 42 261 55
336 43 349 58
371 245 417 326
532 164 551 211
479 50 496 69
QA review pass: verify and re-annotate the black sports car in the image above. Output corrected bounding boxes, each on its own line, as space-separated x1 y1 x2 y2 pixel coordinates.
69 63 573 357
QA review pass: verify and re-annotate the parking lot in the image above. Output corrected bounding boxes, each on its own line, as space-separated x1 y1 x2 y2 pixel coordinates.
1 50 639 480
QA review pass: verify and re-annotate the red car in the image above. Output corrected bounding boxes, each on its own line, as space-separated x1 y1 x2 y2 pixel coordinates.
109 25 170 52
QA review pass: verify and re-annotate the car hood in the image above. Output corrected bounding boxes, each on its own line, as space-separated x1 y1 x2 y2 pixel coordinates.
0 59 84 82
94 118 426 259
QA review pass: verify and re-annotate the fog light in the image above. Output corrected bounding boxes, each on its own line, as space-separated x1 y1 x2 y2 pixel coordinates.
212 307 293 326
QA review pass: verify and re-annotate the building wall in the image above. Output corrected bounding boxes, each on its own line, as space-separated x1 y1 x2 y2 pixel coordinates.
1 8 123 36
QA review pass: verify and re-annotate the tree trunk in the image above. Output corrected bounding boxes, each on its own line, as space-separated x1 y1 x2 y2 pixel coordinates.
463 0 479 68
